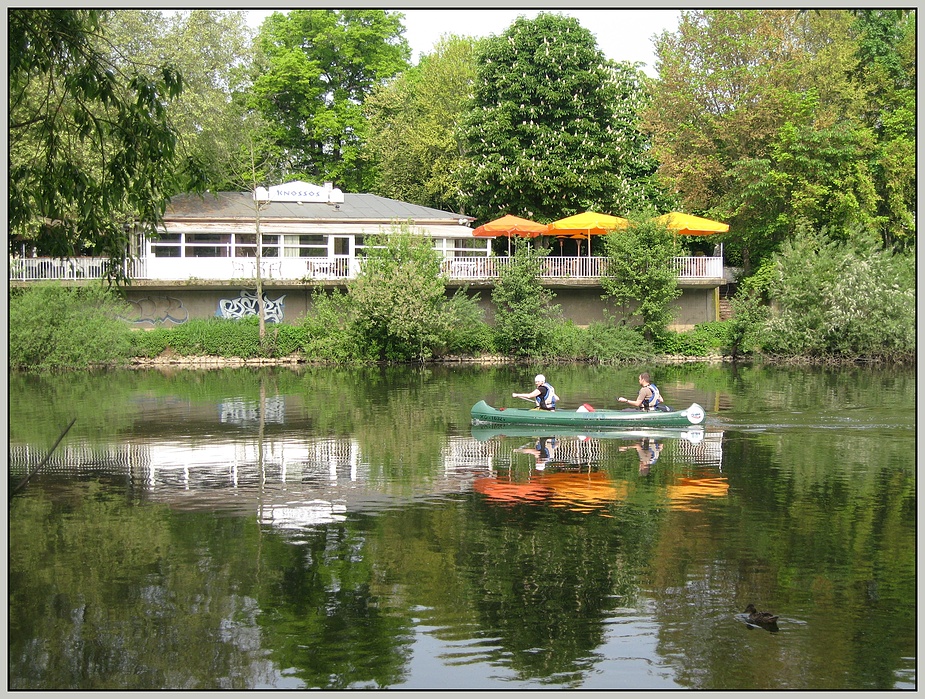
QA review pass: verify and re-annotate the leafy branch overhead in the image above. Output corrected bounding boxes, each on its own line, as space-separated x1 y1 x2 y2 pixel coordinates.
8 9 186 281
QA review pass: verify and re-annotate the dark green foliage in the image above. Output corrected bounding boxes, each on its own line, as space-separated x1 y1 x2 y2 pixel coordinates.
490 240 560 357
9 283 133 371
299 289 372 363
128 328 172 358
600 220 682 341
8 10 185 280
443 290 494 356
543 320 654 363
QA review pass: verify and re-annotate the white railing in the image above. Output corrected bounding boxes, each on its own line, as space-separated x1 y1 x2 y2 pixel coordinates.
8 256 147 281
11 255 723 283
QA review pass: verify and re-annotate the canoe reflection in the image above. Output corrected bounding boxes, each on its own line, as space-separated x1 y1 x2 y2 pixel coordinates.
471 427 728 514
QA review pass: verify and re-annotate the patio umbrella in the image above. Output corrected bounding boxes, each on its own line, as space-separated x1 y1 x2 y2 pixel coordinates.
651 212 729 236
546 211 630 258
472 214 547 254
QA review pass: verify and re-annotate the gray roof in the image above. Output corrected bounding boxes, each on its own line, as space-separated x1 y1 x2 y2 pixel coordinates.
166 192 472 223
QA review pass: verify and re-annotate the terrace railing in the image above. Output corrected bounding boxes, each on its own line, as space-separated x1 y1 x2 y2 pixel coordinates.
11 255 723 283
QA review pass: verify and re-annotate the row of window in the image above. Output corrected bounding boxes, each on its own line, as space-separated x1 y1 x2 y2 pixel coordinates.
151 233 490 258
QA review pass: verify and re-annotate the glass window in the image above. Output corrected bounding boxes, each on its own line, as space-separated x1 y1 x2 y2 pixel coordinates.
186 233 229 244
152 245 181 258
333 237 350 256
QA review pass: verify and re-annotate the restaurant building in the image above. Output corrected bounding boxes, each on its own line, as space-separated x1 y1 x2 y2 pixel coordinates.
9 181 728 328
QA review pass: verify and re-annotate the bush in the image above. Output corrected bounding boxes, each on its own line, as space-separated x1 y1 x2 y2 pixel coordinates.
300 289 370 363
128 327 171 357
760 228 915 360
601 220 682 341
10 282 133 371
538 319 654 362
349 226 453 361
655 321 730 356
132 317 265 358
442 289 494 356
491 239 559 356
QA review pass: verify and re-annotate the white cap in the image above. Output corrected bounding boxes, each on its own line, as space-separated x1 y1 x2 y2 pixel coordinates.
534 374 545 383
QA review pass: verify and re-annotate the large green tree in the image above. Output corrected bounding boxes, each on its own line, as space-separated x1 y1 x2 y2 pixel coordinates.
643 9 914 269
9 9 184 278
249 10 410 192
364 34 479 212
456 13 666 224
103 10 257 193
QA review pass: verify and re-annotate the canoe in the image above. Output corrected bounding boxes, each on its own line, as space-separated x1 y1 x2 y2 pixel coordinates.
470 400 705 428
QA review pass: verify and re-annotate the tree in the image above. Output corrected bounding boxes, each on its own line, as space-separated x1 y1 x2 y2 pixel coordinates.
456 12 666 224
600 221 681 341
8 9 184 280
642 9 914 269
847 10 916 250
490 239 559 357
249 10 410 192
348 226 452 361
364 34 479 211
103 10 257 193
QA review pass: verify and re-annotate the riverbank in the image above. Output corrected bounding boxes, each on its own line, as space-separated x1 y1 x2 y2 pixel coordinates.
126 349 732 369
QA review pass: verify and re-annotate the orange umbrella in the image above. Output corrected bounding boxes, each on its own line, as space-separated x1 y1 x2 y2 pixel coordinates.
473 214 548 255
472 214 547 238
546 211 630 257
474 475 551 504
652 212 729 236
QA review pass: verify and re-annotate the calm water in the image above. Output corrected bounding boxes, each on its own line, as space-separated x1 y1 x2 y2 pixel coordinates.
8 363 916 690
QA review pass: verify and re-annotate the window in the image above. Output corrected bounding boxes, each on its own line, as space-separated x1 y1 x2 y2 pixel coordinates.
184 233 230 258
151 233 181 258
283 234 327 258
233 234 280 258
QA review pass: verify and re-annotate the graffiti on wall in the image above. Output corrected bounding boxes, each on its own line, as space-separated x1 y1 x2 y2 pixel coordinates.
123 296 189 326
217 290 286 322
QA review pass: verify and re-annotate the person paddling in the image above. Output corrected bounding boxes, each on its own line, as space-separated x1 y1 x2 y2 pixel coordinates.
513 374 558 411
617 372 667 411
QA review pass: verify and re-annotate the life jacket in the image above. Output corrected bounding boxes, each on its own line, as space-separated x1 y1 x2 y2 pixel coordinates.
641 383 662 411
536 383 558 410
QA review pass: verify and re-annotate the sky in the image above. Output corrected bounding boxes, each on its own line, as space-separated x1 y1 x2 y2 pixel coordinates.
244 9 681 78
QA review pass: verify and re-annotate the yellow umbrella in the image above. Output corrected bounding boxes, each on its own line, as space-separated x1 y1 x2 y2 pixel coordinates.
546 211 630 258
652 212 729 236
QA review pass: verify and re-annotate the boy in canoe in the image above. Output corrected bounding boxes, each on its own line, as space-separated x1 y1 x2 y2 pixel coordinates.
513 374 558 410
617 373 670 411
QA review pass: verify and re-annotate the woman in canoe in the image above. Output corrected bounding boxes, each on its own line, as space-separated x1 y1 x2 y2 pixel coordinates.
512 374 558 410
617 373 669 411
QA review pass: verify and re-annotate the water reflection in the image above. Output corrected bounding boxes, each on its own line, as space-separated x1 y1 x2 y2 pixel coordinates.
7 365 916 690
8 417 729 524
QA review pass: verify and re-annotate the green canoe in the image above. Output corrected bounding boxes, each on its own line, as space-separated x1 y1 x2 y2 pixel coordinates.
470 400 706 428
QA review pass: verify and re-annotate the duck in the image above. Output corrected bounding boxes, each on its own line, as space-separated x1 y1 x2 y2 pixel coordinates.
744 603 779 625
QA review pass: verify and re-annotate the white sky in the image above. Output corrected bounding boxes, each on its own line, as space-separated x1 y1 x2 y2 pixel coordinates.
244 9 681 78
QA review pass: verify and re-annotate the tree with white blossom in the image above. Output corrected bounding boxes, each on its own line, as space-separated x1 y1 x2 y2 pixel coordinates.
456 13 669 224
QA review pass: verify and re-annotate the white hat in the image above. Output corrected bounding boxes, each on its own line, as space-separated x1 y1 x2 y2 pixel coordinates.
534 374 546 383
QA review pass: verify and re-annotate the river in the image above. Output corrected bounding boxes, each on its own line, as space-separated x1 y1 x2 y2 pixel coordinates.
7 362 916 690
